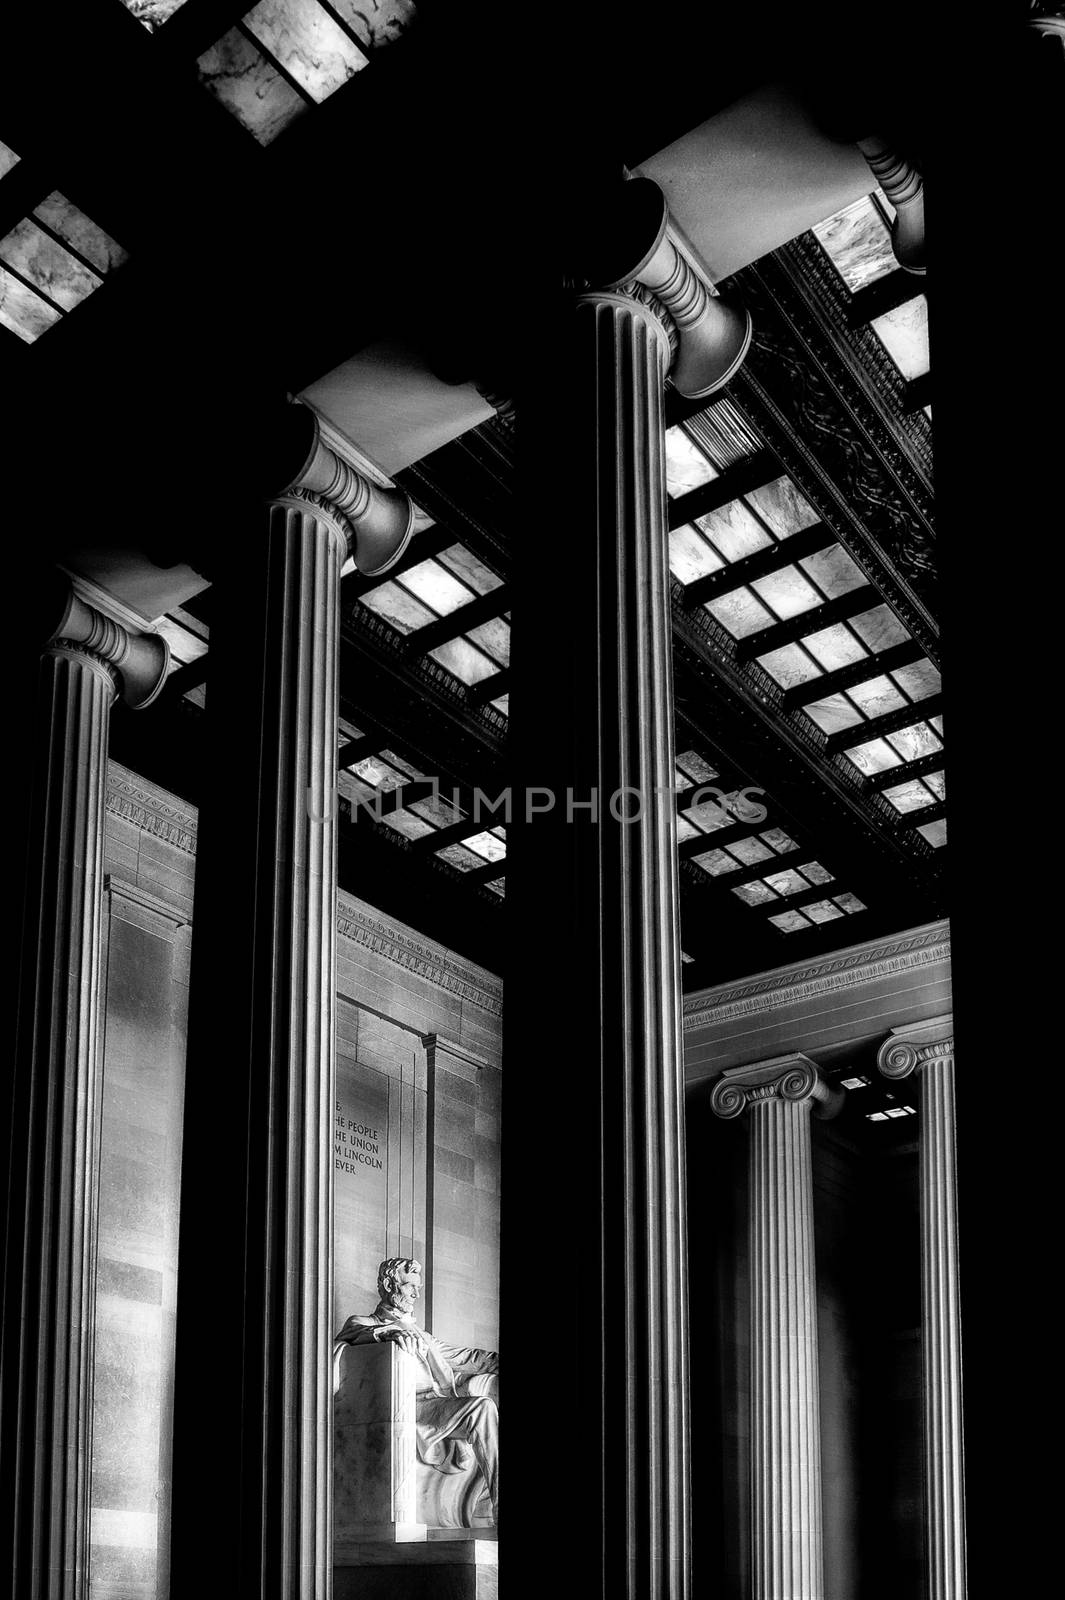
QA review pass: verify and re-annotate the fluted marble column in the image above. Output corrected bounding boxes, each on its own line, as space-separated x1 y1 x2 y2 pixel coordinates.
505 184 752 1597
878 1019 966 1600
711 1055 843 1600
3 591 168 1600
170 408 412 1599
579 283 692 1600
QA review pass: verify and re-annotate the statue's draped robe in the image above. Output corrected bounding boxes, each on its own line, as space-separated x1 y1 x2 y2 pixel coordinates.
334 1306 499 1519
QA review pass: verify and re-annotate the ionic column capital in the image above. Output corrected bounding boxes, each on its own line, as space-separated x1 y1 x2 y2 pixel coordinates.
273 404 414 577
46 586 170 709
575 177 752 398
857 136 926 275
877 1016 954 1080
710 1052 844 1121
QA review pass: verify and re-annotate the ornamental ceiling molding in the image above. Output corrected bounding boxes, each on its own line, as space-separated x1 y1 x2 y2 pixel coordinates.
728 249 938 653
683 919 949 1031
770 232 934 490
337 893 503 1018
669 609 939 879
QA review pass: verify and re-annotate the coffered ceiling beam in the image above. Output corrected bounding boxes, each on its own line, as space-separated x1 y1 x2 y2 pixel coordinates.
667 447 779 530
337 733 385 770
691 846 807 890
865 751 945 793
466 670 508 707
847 268 925 328
403 586 511 660
823 692 943 754
734 584 880 662
683 523 835 607
779 640 925 709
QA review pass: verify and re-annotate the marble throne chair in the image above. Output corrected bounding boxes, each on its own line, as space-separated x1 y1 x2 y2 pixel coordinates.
333 1339 494 1551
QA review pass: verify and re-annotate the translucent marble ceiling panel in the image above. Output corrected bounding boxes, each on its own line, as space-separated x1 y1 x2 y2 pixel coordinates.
665 426 718 496
0 138 19 180
328 0 417 52
243 0 368 103
812 194 896 293
119 0 191 27
744 476 819 539
0 219 101 312
33 194 128 274
871 296 930 381
0 264 61 343
197 28 308 145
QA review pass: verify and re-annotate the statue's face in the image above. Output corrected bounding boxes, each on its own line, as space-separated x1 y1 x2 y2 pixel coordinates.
385 1259 422 1314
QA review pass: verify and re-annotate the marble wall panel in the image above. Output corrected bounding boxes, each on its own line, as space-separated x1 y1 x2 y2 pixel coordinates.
426 1051 501 1351
90 885 188 1600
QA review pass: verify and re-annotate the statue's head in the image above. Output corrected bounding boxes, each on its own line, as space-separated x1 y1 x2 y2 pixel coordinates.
377 1257 422 1316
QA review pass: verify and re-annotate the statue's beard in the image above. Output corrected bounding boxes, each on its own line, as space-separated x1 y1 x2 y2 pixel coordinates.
385 1285 418 1317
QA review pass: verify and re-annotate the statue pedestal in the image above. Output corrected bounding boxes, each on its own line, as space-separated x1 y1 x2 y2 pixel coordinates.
334 1536 498 1600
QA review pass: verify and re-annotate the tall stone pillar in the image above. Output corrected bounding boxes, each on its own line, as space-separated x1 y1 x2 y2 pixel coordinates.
878 1018 966 1600
711 1055 843 1600
170 408 413 1599
2 589 168 1600
504 178 750 1598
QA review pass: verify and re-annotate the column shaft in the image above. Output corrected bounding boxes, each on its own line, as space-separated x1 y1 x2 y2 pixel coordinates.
583 292 690 1600
748 1098 824 1600
172 501 340 1598
506 289 689 1598
250 503 339 1592
3 644 116 1600
919 1057 966 1600
879 1026 967 1599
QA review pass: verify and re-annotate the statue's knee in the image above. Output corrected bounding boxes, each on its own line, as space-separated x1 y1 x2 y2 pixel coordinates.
469 1395 499 1429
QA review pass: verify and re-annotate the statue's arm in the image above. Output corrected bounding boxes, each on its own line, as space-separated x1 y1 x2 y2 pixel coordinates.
334 1314 384 1351
436 1340 499 1376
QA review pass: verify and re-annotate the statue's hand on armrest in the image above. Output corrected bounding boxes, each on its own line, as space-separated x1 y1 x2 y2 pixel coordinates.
374 1324 429 1361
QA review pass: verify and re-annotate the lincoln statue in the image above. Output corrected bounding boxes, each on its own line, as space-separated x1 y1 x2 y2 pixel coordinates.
335 1258 500 1522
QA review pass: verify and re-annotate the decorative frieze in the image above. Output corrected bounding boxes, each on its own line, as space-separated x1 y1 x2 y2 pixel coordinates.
106 764 199 854
337 902 502 1018
684 920 950 1029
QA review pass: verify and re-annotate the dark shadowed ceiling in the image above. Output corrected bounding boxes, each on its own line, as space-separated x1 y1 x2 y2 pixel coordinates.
1 0 970 988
